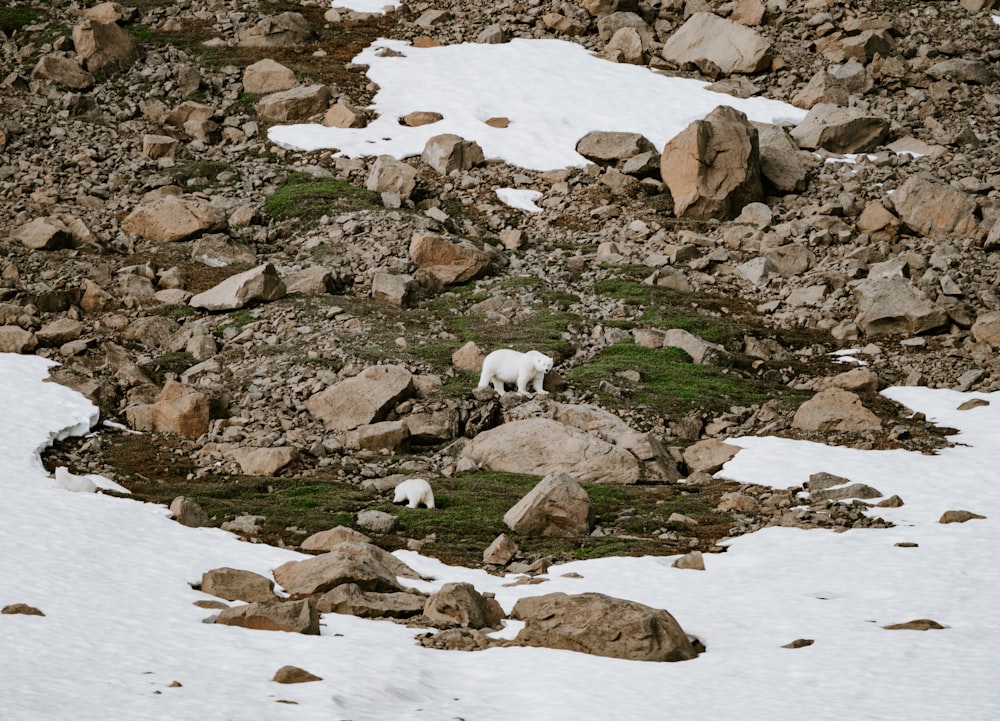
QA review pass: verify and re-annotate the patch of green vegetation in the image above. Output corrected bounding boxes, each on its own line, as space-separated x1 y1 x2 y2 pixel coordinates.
595 278 730 341
139 351 197 384
567 339 803 417
216 309 256 335
264 172 381 224
446 308 579 361
168 160 235 191
0 7 43 35
235 91 261 114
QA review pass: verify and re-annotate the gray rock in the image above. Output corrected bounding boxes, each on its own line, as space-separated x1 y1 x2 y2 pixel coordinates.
511 592 698 662
575 131 655 166
891 173 980 239
215 598 319 634
503 471 595 537
317 583 426 618
853 278 948 337
423 582 505 629
791 388 881 432
365 155 417 199
421 134 485 175
255 85 331 123
661 12 772 76
169 496 212 528
201 567 277 603
790 104 890 153
305 364 414 431
355 509 400 534
660 106 763 220
189 263 286 311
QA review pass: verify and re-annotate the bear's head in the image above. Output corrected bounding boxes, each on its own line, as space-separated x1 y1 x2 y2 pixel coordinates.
529 351 554 373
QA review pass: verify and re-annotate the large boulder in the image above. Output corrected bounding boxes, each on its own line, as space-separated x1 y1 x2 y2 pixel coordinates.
891 173 980 239
305 365 414 431
421 134 485 175
317 584 427 619
409 231 494 285
791 388 881 433
660 106 763 220
237 12 313 47
660 12 772 76
756 124 810 193
511 592 698 662
201 567 277 603
242 58 297 94
72 19 138 74
853 278 948 336
971 311 1000 350
189 264 287 311
300 526 371 552
121 196 226 243
0 326 38 354
272 551 403 596
255 85 331 123
151 380 210 437
422 582 504 629
215 599 319 634
461 418 642 484
790 103 890 153
575 131 655 166
14 217 73 250
31 54 94 89
366 155 418 199
503 472 595 537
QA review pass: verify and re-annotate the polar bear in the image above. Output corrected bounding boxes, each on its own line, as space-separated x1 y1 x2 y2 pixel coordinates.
393 478 435 509
53 466 97 493
477 348 554 396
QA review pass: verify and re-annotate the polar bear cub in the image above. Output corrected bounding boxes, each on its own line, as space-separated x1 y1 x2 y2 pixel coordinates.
477 348 554 396
393 478 435 509
53 466 97 493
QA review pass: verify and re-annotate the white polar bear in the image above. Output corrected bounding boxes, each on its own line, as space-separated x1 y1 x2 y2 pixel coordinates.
53 466 97 493
393 478 435 509
477 348 554 396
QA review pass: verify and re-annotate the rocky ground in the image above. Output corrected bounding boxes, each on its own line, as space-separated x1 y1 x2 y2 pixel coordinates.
2 0 999 568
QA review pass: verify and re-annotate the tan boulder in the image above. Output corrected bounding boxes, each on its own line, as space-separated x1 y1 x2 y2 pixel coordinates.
682 438 740 474
661 106 763 220
576 131 655 166
72 19 138 74
122 195 226 243
273 666 322 683
215 599 319 634
305 364 414 431
237 12 313 47
31 54 94 89
503 471 595 537
511 592 698 662
151 380 210 437
242 58 297 94
323 99 366 128
15 217 73 250
790 103 890 154
451 341 486 372
141 134 178 160
409 231 494 285
231 446 298 476
483 533 518 565
365 155 418 199
853 278 948 337
169 496 212 528
300 526 371 552
421 134 484 175
661 12 771 76
317 584 426 618
423 582 505 629
971 311 1000 349
0 326 38 354
189 263 286 311
273 547 410 596
461 418 642 484
201 567 277 603
255 85 331 123
791 388 881 432
891 173 980 239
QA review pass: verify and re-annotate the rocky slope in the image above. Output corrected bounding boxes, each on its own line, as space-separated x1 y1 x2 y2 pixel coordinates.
2 0 999 565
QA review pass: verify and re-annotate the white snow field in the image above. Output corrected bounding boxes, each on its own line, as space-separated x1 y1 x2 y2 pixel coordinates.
267 37 807 172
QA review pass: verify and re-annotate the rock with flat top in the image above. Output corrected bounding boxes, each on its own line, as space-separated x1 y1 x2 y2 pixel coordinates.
189 264 286 311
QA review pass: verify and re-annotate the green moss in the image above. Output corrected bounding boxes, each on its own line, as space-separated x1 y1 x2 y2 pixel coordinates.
0 7 43 35
139 352 197 384
567 339 802 417
168 160 235 191
216 309 256 335
264 172 380 223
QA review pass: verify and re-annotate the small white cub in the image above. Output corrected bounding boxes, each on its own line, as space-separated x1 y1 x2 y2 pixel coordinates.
54 466 97 493
477 348 554 396
393 478 435 509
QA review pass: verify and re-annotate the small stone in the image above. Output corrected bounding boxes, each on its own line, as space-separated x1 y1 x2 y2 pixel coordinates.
939 510 986 524
2 603 45 616
882 619 945 631
273 666 323 684
782 638 814 649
